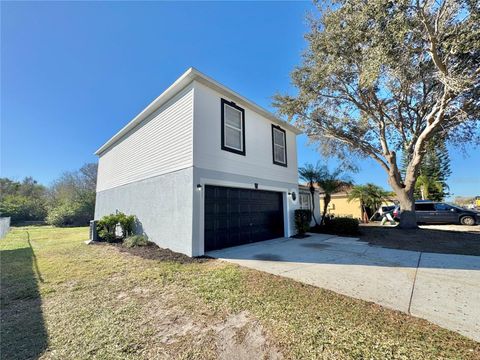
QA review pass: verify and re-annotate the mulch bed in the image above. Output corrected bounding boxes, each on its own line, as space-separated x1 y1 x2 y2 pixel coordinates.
96 242 212 264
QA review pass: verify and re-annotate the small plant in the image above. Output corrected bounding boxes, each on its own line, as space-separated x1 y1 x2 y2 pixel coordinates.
96 212 136 242
294 209 312 236
123 235 149 248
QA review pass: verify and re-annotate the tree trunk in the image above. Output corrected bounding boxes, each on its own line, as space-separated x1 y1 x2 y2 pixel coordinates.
387 170 418 229
321 193 331 225
361 203 369 223
310 186 319 226
397 191 417 229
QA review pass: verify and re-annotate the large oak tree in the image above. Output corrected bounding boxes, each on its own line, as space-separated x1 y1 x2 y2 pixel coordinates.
274 0 479 227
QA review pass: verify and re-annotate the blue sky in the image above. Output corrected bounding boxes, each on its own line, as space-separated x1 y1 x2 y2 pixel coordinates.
1 1 478 197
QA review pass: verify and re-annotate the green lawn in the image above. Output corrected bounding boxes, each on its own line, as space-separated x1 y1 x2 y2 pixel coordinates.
1 226 478 359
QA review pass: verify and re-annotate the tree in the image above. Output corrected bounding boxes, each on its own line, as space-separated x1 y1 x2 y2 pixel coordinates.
274 0 479 228
316 165 351 225
347 184 392 222
408 139 451 201
298 163 322 225
47 163 98 226
0 177 47 223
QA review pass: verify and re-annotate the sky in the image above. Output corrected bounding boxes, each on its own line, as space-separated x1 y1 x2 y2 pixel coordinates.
1 1 479 198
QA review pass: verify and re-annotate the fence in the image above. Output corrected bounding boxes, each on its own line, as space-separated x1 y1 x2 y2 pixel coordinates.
0 217 11 239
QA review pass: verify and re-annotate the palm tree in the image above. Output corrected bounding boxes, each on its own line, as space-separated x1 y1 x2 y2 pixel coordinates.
298 163 322 225
347 184 392 222
415 174 446 201
316 165 351 225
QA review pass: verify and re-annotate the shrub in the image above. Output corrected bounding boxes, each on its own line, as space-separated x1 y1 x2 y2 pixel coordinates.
96 212 136 242
46 202 79 227
323 217 359 235
46 200 91 227
123 235 149 248
294 209 312 235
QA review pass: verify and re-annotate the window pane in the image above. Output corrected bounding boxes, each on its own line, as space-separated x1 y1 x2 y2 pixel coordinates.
415 203 435 211
273 128 285 146
225 105 242 129
225 127 242 150
434 203 452 211
274 145 285 163
300 193 311 209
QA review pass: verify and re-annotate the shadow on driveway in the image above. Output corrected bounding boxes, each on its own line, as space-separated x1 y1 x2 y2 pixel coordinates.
207 234 480 341
208 235 480 271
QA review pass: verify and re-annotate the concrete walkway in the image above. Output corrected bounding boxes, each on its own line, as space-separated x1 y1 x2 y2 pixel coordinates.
207 234 480 342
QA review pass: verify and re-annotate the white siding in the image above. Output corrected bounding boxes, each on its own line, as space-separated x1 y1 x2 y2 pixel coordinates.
96 86 194 191
192 81 298 184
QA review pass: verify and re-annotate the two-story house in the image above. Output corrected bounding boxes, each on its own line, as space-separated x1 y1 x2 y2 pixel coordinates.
94 68 301 256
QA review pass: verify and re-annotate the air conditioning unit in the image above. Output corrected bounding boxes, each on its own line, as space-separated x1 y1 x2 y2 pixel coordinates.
89 220 98 241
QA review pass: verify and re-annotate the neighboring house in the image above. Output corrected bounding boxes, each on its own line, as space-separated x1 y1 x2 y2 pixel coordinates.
319 191 362 220
95 68 301 256
319 189 396 221
298 184 321 226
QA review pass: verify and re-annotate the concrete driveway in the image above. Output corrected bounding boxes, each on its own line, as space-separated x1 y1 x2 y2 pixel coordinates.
207 234 480 342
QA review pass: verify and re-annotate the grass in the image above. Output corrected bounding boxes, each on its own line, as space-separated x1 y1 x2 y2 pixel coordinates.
1 226 479 359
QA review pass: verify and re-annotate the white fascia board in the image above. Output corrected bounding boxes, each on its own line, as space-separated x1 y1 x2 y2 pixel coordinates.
95 67 301 156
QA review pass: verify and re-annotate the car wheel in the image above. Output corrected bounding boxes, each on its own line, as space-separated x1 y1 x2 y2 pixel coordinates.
460 216 475 226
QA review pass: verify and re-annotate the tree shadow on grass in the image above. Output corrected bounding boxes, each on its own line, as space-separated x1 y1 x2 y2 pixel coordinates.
1 233 47 359
359 225 480 256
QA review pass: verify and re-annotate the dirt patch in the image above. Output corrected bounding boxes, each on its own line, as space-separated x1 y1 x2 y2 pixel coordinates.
214 312 282 360
142 288 282 359
359 224 480 256
95 242 212 264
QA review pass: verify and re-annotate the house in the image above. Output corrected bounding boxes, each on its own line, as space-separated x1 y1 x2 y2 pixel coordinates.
298 184 321 226
319 188 396 221
319 191 362 220
94 68 302 256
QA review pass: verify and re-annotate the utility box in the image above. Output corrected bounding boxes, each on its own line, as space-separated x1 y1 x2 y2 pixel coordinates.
89 220 98 241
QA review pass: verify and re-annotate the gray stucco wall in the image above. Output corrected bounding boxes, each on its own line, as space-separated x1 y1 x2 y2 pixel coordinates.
94 167 194 256
94 166 299 257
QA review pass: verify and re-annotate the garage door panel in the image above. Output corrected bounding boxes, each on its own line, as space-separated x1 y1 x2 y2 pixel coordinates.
205 185 284 251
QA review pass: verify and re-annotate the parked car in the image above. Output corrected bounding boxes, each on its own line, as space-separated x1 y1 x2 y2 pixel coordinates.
392 201 479 225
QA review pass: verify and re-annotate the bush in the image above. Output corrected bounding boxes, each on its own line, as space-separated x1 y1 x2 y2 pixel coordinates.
96 212 136 242
294 209 312 235
46 202 79 227
123 235 149 248
46 200 91 227
313 217 359 236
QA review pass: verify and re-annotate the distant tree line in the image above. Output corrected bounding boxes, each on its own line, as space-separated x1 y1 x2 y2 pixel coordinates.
0 163 97 226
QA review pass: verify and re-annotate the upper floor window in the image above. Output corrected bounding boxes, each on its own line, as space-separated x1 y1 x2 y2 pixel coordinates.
221 99 245 155
272 125 287 166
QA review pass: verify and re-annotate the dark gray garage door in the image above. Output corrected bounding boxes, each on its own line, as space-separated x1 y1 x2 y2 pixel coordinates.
205 185 284 251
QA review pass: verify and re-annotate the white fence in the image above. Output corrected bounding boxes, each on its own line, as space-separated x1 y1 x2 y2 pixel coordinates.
0 217 11 239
